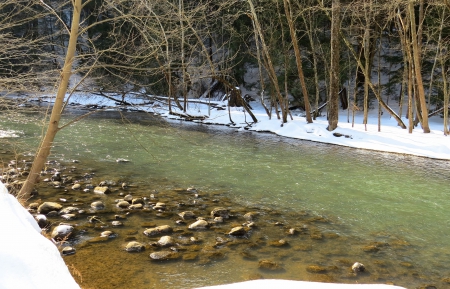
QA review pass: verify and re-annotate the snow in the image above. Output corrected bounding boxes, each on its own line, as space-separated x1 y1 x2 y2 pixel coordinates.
0 182 80 289
3 90 447 288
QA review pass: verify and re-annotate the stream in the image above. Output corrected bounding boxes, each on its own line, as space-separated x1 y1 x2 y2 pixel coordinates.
1 109 449 288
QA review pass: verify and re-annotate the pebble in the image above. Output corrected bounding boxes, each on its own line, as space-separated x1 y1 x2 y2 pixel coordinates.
125 241 145 252
188 220 208 230
62 246 76 256
90 201 105 209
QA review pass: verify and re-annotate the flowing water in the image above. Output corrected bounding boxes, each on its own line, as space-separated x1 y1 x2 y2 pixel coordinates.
1 109 450 288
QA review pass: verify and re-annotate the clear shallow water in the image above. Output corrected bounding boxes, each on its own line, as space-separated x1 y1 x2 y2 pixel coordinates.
2 110 450 288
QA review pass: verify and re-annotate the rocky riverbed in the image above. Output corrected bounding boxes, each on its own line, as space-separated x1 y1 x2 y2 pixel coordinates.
1 152 446 289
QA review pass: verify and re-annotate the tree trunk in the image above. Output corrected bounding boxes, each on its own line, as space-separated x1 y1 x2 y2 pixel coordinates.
408 0 430 133
283 0 312 123
19 0 82 198
327 0 340 131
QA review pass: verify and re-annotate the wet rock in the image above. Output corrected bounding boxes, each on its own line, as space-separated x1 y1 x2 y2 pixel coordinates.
131 198 144 205
157 236 175 247
352 262 365 273
59 206 79 214
94 186 110 194
28 203 39 210
182 252 199 261
125 241 145 252
214 216 224 223
71 184 81 190
88 216 102 223
47 211 58 217
123 194 133 202
287 228 297 235
61 214 77 220
269 239 289 247
38 202 62 214
62 246 76 256
178 211 196 220
258 260 283 271
240 250 257 260
188 220 209 230
362 242 389 253
243 212 258 221
149 251 180 261
116 201 130 209
306 265 327 273
51 172 61 182
129 204 143 210
153 202 166 210
90 201 105 210
34 214 48 228
100 231 117 238
143 225 173 236
112 221 123 227
228 226 247 236
51 224 74 241
211 207 229 219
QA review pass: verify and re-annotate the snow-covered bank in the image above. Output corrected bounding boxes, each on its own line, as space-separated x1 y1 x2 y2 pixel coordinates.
194 279 406 289
0 182 80 289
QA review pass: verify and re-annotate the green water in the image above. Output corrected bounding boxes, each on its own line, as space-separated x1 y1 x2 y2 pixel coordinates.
2 110 450 288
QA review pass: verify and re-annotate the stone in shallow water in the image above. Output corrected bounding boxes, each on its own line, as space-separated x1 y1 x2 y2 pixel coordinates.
352 262 365 273
306 265 327 273
62 246 76 256
38 202 62 214
93 186 110 194
228 226 247 236
178 211 196 220
188 220 208 230
51 224 74 241
125 241 145 252
211 207 229 219
258 260 283 271
116 201 130 209
149 251 180 261
157 236 175 247
90 201 105 210
143 225 173 236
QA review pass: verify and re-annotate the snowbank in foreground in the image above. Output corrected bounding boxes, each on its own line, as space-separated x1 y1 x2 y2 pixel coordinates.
0 182 80 289
194 279 406 289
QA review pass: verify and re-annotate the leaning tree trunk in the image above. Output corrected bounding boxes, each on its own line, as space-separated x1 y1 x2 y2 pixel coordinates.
328 0 340 131
18 0 82 198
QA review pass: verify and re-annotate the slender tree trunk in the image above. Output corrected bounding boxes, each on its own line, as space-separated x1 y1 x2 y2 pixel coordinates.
327 0 340 131
283 0 312 123
408 0 430 133
19 0 82 198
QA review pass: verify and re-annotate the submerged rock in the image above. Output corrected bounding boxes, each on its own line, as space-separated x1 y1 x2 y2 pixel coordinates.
211 207 229 219
38 202 62 214
188 220 208 230
125 241 145 252
143 225 173 236
178 211 196 220
90 201 105 210
228 226 247 236
258 260 283 271
149 251 180 261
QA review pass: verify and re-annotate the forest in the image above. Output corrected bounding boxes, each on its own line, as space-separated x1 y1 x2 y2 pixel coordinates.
1 0 450 194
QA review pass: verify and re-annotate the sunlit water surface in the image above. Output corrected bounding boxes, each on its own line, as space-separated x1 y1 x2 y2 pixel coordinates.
1 110 450 288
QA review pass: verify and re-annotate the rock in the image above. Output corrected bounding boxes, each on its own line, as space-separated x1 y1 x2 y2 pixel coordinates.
131 198 144 205
269 239 289 247
123 194 133 202
100 231 116 238
62 246 76 256
143 225 173 236
59 206 79 214
38 202 62 214
211 207 229 219
125 241 145 252
71 184 81 190
352 262 365 273
149 251 180 261
214 216 224 223
287 228 297 235
153 202 166 210
28 203 39 210
51 224 74 241
157 236 175 247
188 220 208 230
228 226 247 236
51 172 61 182
90 201 105 210
116 201 130 209
306 265 327 273
61 214 77 220
258 260 283 271
243 212 258 221
94 186 110 194
34 214 48 228
182 252 199 261
178 211 196 220
112 221 123 227
129 204 143 210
